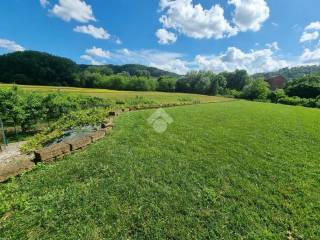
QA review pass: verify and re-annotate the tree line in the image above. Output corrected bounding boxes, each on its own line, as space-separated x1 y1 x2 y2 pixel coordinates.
0 50 319 108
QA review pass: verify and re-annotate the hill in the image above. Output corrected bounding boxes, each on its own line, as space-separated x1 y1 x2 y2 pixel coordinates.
254 65 320 80
0 51 178 86
80 64 179 78
0 51 79 86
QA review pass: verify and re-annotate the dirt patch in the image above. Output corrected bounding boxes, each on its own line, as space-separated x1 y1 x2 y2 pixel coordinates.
0 142 35 182
0 142 27 163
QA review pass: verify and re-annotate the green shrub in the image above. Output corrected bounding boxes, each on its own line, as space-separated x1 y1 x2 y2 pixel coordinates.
242 79 271 100
285 74 320 98
277 96 319 108
124 96 155 106
224 89 242 98
268 89 287 103
1 88 112 134
177 97 192 102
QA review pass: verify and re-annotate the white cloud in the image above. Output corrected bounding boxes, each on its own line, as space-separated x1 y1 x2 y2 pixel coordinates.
300 47 320 64
51 0 96 23
85 46 111 59
80 55 105 65
80 47 189 74
114 49 189 74
300 31 319 43
0 38 25 52
120 48 131 56
156 28 177 44
40 0 49 8
266 41 280 51
115 38 122 45
195 46 288 74
80 44 291 75
74 25 110 39
157 0 269 42
229 0 270 32
151 59 189 74
298 22 320 65
159 0 237 39
305 21 320 31
300 21 320 43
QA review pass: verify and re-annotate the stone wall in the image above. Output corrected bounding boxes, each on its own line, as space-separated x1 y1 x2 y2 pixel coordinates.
34 118 114 163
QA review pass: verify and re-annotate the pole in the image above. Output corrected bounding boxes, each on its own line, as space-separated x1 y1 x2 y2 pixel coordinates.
0 118 7 146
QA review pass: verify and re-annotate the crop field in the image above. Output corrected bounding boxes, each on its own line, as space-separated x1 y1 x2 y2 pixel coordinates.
0 83 227 104
1 101 320 239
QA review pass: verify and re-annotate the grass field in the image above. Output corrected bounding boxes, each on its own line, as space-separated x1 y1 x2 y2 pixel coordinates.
0 83 227 104
1 101 320 239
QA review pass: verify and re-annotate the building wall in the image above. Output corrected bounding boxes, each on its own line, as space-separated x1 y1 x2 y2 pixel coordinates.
266 76 285 90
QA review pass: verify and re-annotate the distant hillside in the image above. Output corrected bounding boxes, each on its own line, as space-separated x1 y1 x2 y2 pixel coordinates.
0 51 178 86
254 65 320 80
80 64 178 78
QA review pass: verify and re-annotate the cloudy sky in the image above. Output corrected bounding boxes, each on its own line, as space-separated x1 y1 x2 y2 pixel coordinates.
1 0 320 74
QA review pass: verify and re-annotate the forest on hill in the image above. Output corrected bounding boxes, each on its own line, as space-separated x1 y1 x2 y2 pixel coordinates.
0 51 177 87
254 65 320 80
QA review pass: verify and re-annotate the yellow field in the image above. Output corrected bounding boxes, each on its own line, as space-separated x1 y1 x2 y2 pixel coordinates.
0 83 230 103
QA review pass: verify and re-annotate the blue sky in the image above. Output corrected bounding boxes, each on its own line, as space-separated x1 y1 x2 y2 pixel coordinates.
1 0 320 74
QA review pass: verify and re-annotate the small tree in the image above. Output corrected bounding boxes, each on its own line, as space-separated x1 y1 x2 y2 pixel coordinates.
242 78 271 100
269 89 287 103
209 74 227 95
0 87 26 135
21 93 45 132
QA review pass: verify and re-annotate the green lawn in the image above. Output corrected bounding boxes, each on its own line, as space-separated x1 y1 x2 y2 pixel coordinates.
1 101 320 239
0 83 227 104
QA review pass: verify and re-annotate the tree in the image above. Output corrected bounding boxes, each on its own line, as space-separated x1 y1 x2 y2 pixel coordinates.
79 71 102 88
42 93 80 123
0 87 25 134
176 71 210 94
21 93 45 132
223 70 249 90
269 89 287 103
87 66 113 76
209 74 227 95
242 78 271 100
285 74 320 98
127 76 157 91
157 76 177 92
194 76 211 94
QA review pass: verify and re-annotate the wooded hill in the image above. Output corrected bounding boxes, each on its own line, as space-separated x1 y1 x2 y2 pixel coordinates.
254 65 320 80
0 51 177 86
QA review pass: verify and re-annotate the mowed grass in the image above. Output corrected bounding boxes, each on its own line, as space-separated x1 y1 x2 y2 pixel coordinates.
1 101 320 239
0 83 227 103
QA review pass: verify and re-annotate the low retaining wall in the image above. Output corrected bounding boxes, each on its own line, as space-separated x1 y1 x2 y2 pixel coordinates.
35 142 71 163
34 123 113 162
